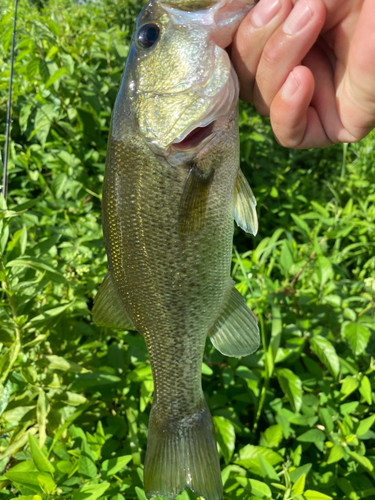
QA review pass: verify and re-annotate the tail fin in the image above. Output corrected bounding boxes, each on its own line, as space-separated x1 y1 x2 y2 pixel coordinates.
144 407 223 500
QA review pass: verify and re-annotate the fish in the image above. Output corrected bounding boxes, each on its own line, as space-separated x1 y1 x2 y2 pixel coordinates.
92 0 260 498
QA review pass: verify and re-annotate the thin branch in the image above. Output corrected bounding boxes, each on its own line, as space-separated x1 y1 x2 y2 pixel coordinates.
2 0 19 199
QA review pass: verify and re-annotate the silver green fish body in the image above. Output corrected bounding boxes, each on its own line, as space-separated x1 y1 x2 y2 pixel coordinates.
93 1 260 498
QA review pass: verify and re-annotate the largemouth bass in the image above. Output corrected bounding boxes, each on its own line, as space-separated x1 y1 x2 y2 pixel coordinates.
93 0 260 498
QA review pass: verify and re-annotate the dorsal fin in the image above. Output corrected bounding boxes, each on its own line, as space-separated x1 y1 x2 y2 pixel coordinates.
233 168 258 236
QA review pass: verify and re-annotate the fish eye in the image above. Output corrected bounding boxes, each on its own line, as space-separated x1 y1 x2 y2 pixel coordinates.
136 24 160 49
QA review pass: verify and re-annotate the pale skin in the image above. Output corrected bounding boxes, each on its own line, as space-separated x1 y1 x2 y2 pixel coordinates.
232 0 375 148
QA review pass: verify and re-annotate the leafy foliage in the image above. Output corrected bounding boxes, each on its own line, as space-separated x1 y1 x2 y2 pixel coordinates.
0 0 374 499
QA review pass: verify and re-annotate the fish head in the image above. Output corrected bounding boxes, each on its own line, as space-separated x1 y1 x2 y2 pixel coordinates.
115 0 256 157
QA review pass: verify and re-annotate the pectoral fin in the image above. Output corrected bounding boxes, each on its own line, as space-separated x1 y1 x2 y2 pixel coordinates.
234 169 258 236
92 272 136 330
178 166 214 236
209 281 259 357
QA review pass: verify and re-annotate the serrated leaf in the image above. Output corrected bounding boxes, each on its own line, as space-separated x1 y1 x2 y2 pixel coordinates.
276 368 302 412
310 336 340 378
341 322 371 356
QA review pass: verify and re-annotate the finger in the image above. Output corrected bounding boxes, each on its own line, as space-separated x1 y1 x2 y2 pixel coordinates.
270 65 334 148
232 0 293 102
338 0 375 140
252 0 325 116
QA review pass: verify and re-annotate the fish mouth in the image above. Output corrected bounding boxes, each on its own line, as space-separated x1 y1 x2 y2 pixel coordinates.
172 122 215 151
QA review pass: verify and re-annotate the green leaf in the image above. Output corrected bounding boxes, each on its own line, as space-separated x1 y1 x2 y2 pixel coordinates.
260 424 283 448
28 434 54 474
48 403 92 456
327 444 345 464
236 477 272 498
78 439 97 478
37 390 49 448
290 464 312 483
257 455 279 482
317 256 333 287
42 354 85 373
359 375 372 405
60 53 75 74
297 429 325 444
276 368 302 412
309 336 340 378
319 408 334 433
3 471 52 494
28 302 74 328
101 455 132 477
213 416 236 463
235 444 283 473
0 340 21 384
37 473 55 494
347 451 373 471
304 491 332 500
340 376 359 399
72 481 110 500
356 415 375 437
280 240 293 271
44 67 67 89
291 213 311 235
341 322 371 356
292 474 306 495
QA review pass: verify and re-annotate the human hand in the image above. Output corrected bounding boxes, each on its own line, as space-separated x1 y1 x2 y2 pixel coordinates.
232 0 375 148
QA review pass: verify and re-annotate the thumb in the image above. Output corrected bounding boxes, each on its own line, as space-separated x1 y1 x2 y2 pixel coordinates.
338 0 375 140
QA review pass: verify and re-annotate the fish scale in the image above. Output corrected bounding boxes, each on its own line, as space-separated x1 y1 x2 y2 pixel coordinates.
93 0 260 498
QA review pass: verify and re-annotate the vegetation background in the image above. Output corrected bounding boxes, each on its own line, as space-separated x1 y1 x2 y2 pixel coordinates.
0 0 374 499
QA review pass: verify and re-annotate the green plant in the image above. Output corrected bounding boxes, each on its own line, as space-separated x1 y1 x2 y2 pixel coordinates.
0 0 374 498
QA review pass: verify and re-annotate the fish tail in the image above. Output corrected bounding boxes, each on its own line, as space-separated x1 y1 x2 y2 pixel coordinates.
144 406 223 500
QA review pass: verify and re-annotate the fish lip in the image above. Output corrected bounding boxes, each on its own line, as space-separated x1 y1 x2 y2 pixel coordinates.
171 122 216 151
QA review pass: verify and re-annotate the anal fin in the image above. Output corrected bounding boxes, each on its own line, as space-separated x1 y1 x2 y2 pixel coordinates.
209 281 259 357
234 169 258 236
92 272 136 330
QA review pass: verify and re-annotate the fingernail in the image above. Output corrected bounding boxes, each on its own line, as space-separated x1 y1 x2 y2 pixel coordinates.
252 0 281 28
281 71 300 99
283 0 313 35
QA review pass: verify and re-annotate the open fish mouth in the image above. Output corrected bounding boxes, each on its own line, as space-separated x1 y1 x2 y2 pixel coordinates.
172 122 215 151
